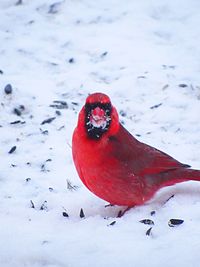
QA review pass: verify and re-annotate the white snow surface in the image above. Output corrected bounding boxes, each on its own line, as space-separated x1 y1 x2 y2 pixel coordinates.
1 0 200 266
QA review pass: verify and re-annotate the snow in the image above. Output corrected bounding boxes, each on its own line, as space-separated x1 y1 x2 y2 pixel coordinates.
1 0 200 266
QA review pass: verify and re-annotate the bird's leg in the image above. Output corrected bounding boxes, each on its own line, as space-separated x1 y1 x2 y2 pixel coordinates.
105 204 133 217
117 206 133 217
105 203 115 208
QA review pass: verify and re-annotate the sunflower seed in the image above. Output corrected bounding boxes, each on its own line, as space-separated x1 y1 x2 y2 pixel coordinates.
108 221 116 226
146 227 153 236
63 212 69 218
8 146 17 154
4 84 12 94
168 219 184 227
41 117 56 125
80 208 85 218
139 219 154 225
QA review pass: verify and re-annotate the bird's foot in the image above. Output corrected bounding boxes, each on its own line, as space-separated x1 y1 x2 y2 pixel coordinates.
117 207 132 217
105 203 115 208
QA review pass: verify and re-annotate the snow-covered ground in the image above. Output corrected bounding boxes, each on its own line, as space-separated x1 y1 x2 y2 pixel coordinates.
1 0 200 266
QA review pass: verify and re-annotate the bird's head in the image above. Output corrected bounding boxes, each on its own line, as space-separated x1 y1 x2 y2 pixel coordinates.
77 92 119 140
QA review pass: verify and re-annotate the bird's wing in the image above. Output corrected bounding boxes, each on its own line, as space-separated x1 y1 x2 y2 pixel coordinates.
139 143 190 175
109 125 190 176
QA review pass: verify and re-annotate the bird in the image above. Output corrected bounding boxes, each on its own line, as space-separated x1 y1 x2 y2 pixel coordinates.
72 92 200 208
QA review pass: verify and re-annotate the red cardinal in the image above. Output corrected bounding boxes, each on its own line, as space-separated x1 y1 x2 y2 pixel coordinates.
72 92 200 207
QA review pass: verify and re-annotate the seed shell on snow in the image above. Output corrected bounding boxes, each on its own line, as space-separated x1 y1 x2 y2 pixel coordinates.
80 208 85 218
71 101 78 106
50 100 68 109
10 120 25 125
179 83 188 88
13 105 25 116
40 129 49 135
68 58 75 63
55 110 61 116
8 146 17 154
108 221 116 226
62 212 69 218
66 179 79 191
13 108 22 116
15 0 23 5
40 201 48 211
146 227 153 236
4 84 12 94
150 103 162 110
41 117 56 125
168 219 184 227
11 164 17 167
139 219 155 225
150 211 156 216
30 200 35 209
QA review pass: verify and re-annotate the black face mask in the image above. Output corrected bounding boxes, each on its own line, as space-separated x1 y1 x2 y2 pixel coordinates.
84 102 112 140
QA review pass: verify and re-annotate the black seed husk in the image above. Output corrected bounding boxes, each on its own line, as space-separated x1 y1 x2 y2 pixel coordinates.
146 227 153 236
137 75 146 79
13 108 22 116
67 179 79 191
55 110 61 116
50 100 68 110
54 100 67 105
119 110 126 117
41 117 56 125
41 129 49 135
63 212 69 218
168 219 184 227
30 200 35 209
11 164 17 167
40 201 48 210
80 208 85 218
108 221 116 226
179 84 188 88
48 2 60 14
57 126 65 131
101 51 108 57
71 102 78 106
139 219 154 225
4 84 12 94
8 146 17 154
16 0 23 5
150 103 162 110
10 120 25 125
69 58 74 63
10 120 21 125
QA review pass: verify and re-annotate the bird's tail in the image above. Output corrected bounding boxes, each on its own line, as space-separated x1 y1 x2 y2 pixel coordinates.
143 168 200 204
159 168 200 188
